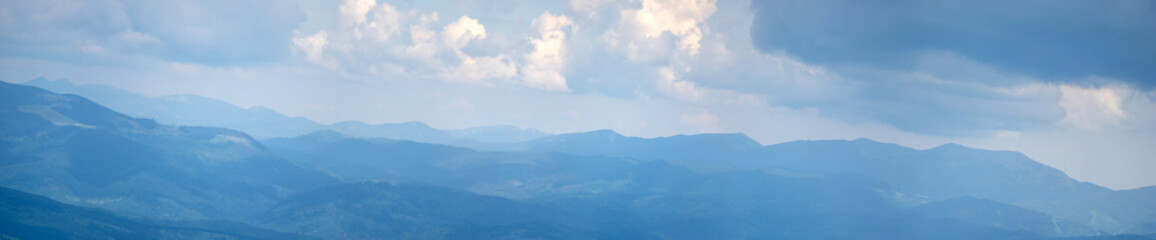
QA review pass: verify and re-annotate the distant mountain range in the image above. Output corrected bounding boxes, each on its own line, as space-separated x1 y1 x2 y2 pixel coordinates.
0 81 338 220
3 80 1154 239
23 78 551 142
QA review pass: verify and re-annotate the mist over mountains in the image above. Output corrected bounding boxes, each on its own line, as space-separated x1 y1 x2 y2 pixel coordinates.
2 80 1155 239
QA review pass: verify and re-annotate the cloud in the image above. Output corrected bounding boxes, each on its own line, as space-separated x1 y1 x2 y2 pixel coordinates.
0 0 306 65
435 16 517 83
439 55 517 84
1059 85 1128 129
654 66 765 105
292 1 517 84
339 0 405 42
338 0 375 26
749 0 1156 88
292 30 329 67
441 16 487 50
656 67 705 102
521 12 575 92
602 0 718 62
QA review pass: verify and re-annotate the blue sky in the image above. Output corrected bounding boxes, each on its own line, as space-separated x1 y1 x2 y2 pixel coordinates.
1 0 1154 189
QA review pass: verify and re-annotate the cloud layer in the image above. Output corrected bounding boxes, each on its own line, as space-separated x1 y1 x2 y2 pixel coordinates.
749 0 1156 88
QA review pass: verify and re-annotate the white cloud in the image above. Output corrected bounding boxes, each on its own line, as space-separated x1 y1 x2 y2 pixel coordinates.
521 12 575 92
569 0 619 17
435 16 517 83
441 16 487 50
656 66 704 101
404 12 441 65
338 0 375 26
604 0 718 61
292 30 329 66
294 1 519 84
1059 84 1128 129
440 55 517 84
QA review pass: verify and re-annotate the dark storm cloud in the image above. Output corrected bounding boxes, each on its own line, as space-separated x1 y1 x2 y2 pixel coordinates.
749 0 1156 88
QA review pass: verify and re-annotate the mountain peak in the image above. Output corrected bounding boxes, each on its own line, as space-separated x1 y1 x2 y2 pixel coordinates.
930 142 972 151
24 77 68 86
580 129 624 138
396 121 432 128
300 130 350 142
664 132 763 148
332 120 369 127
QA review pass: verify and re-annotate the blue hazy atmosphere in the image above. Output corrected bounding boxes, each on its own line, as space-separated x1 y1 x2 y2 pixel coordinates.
2 0 1155 239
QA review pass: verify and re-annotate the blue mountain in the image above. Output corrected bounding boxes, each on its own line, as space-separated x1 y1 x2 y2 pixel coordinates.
0 81 339 220
22 78 552 143
23 78 328 139
262 130 692 200
7 80 1154 239
0 186 318 239
482 130 1153 235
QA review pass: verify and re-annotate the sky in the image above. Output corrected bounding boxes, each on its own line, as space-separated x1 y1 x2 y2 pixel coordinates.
0 0 1154 189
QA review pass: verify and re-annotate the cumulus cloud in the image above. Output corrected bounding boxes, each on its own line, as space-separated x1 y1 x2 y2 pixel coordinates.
1059 85 1128 130
440 55 517 84
602 0 718 62
441 16 487 50
292 30 330 67
435 16 517 83
292 0 516 83
656 67 705 102
521 12 575 92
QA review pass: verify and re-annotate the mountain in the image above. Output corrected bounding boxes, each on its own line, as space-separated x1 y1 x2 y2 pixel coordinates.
261 130 1137 239
330 121 550 145
257 182 619 240
23 78 328 139
907 197 1101 237
329 120 456 144
622 170 1061 240
8 79 1154 239
1020 186 1156 234
262 130 693 200
0 186 318 240
475 130 1153 235
256 174 1107 240
487 130 1105 202
474 129 764 172
757 139 1110 202
22 78 553 142
0 81 340 220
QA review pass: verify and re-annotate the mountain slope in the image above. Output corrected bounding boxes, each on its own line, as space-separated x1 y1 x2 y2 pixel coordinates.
0 186 318 240
483 130 1151 234
1020 186 1156 234
758 139 1110 202
479 129 763 172
24 78 328 139
908 197 1101 237
0 81 340 220
263 131 690 200
23 78 553 142
257 182 616 240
